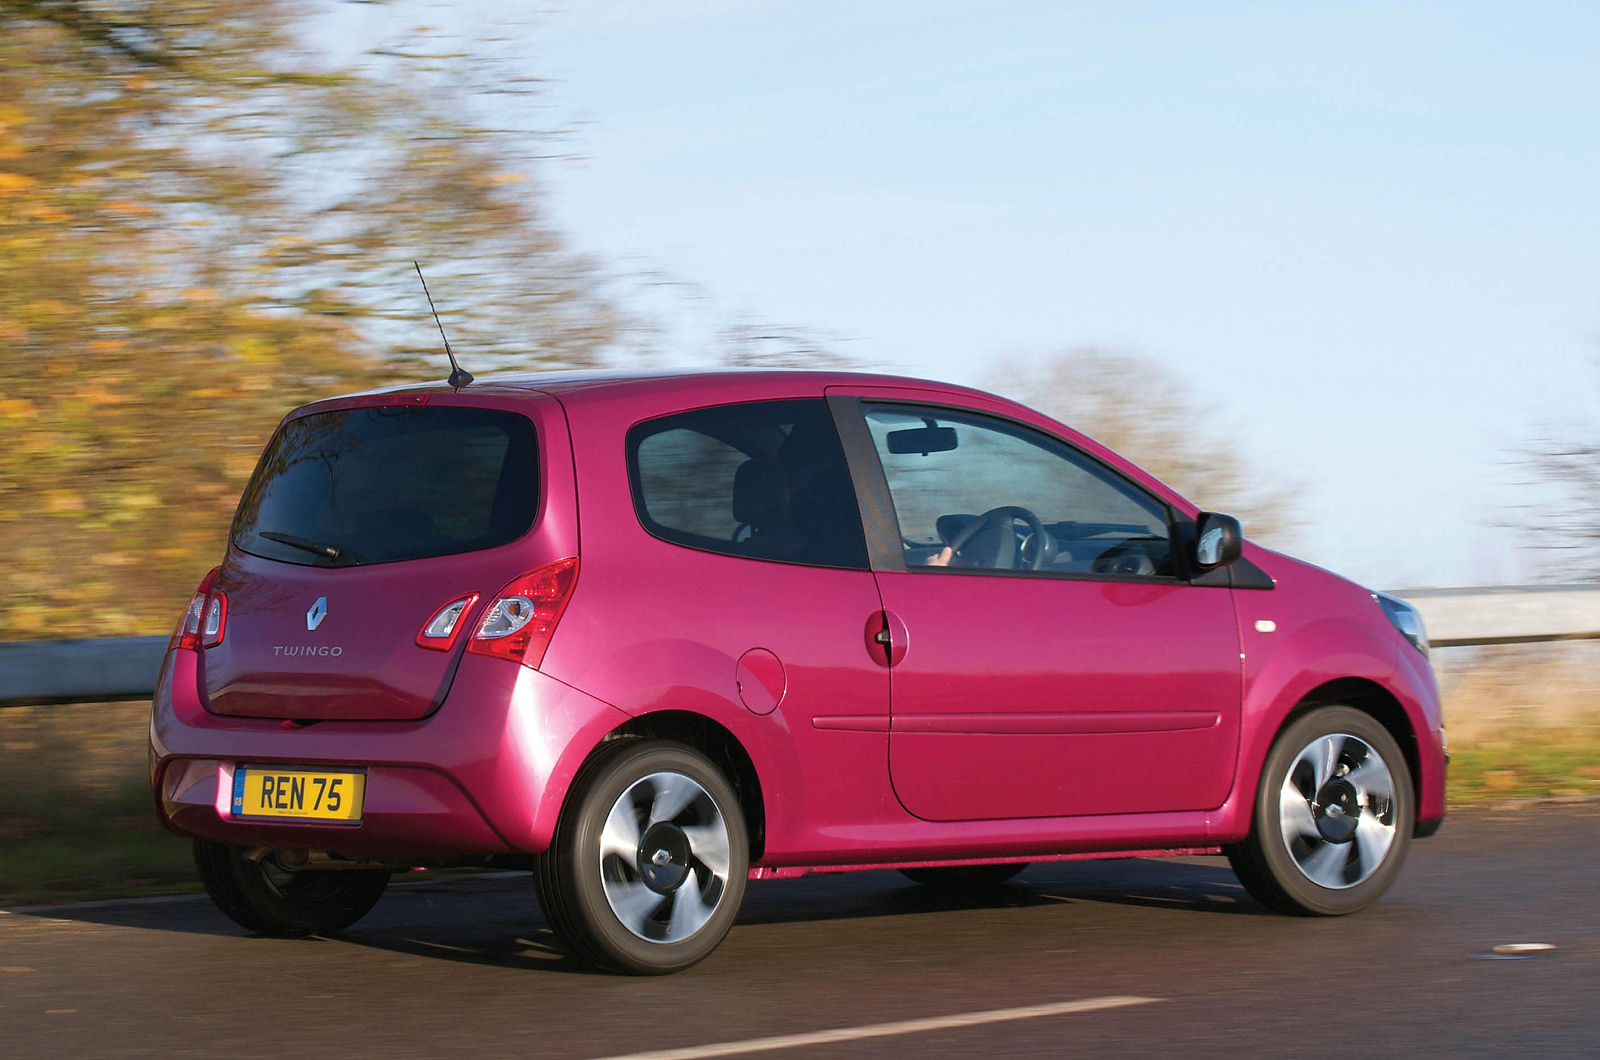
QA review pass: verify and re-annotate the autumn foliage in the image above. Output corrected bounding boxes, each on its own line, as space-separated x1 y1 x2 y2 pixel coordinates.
0 2 617 637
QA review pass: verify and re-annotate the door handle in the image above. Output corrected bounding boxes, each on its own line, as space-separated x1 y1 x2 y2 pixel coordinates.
864 610 909 667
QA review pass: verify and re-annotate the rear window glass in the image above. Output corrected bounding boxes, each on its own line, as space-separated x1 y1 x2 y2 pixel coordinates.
233 406 539 567
626 399 869 570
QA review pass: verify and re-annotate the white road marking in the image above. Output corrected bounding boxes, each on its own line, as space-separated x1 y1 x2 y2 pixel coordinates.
583 996 1160 1060
1492 942 1556 955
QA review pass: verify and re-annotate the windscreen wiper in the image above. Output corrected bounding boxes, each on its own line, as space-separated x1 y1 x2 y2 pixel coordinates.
258 531 357 565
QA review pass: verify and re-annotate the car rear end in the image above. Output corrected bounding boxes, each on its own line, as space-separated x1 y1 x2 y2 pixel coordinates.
150 386 627 865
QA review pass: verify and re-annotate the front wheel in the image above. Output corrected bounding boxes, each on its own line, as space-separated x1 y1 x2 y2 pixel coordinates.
1226 706 1414 916
536 740 749 974
193 840 390 937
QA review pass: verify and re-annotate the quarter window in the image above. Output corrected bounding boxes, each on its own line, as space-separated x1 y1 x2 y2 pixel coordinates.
864 403 1177 578
627 400 869 570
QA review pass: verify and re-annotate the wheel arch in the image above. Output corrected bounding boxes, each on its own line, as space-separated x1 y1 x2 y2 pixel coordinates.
1277 677 1422 807
600 710 768 862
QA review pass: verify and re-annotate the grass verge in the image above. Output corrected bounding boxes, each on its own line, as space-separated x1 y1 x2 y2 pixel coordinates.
1445 738 1600 803
1 703 198 905
1434 644 1600 805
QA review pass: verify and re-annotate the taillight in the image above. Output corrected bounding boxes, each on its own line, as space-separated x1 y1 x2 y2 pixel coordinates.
466 558 579 670
416 593 479 651
201 591 228 648
171 567 221 651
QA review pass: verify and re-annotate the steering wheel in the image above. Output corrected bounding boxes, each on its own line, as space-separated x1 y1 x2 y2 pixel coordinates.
944 506 1055 571
1091 537 1159 576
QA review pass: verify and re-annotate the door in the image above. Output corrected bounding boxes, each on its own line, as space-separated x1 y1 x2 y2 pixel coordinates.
848 397 1242 822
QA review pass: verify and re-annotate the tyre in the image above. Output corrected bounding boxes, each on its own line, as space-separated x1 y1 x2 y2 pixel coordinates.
536 740 749 975
899 863 1028 889
1226 706 1414 916
193 840 390 937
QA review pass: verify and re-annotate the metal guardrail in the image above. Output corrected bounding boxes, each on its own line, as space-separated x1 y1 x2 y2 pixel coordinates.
0 635 170 708
1389 585 1600 648
1 586 1597 709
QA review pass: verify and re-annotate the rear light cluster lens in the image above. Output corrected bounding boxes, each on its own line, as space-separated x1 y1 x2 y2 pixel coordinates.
478 597 536 639
464 558 579 670
178 594 205 643
202 593 228 648
415 593 479 651
172 567 226 651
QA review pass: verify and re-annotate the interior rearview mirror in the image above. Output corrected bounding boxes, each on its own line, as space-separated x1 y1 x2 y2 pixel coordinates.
886 425 958 455
1195 511 1243 570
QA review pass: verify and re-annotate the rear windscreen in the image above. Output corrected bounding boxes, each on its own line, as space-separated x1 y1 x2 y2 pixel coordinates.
233 406 539 567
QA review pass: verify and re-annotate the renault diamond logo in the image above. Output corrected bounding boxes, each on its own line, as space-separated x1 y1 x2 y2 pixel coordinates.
306 596 327 631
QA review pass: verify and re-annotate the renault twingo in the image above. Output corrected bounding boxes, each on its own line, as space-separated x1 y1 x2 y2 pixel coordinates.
151 370 1445 973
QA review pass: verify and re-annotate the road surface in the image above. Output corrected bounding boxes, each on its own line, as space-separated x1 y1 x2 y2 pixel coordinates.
3 808 1597 1059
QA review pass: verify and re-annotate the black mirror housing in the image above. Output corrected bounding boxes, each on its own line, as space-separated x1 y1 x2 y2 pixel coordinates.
1194 511 1243 570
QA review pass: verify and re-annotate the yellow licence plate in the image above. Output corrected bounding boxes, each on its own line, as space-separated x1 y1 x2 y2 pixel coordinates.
233 768 365 822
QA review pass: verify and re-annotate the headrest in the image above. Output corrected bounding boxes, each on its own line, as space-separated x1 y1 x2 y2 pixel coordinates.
732 458 788 524
778 420 835 475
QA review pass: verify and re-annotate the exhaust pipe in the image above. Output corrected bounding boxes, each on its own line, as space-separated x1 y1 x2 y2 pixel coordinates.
241 847 393 872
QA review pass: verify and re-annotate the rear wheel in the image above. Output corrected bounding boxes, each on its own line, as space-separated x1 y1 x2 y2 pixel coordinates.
899 863 1028 889
1226 706 1414 916
193 840 390 937
536 740 748 975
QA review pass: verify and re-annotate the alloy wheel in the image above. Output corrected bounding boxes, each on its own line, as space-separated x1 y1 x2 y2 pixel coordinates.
1278 733 1398 889
598 771 732 942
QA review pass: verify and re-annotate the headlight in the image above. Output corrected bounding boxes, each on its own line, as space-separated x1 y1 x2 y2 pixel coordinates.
1374 592 1429 658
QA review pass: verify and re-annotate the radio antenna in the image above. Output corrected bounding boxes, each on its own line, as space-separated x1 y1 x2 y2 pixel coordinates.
413 261 473 388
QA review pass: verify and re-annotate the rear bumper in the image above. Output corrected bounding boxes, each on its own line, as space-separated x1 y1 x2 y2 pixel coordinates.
150 649 627 861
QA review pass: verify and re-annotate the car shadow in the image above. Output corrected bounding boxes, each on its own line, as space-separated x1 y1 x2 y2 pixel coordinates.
738 856 1262 925
3 856 1265 973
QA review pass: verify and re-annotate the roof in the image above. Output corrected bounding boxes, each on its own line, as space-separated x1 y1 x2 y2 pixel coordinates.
340 366 1001 405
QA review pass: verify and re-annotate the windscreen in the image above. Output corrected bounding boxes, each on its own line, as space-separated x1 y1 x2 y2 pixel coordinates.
233 405 539 567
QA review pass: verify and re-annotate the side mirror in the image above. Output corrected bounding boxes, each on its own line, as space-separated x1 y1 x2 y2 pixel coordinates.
1194 512 1243 570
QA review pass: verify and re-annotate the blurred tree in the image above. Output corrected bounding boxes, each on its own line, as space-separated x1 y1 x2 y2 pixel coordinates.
1522 373 1600 577
717 321 856 369
1525 452 1600 576
984 350 1299 546
0 1 620 637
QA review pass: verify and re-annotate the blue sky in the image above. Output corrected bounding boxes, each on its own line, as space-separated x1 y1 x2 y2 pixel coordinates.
332 1 1600 588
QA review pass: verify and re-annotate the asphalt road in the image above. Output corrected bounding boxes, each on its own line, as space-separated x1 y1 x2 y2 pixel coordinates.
4 808 1598 1060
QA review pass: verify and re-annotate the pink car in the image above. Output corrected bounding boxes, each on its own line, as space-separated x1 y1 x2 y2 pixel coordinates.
150 369 1445 973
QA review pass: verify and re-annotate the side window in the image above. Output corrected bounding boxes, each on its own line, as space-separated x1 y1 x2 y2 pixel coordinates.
627 399 870 570
864 403 1177 578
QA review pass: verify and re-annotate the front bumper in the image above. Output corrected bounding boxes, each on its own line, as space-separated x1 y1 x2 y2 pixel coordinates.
150 648 627 862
